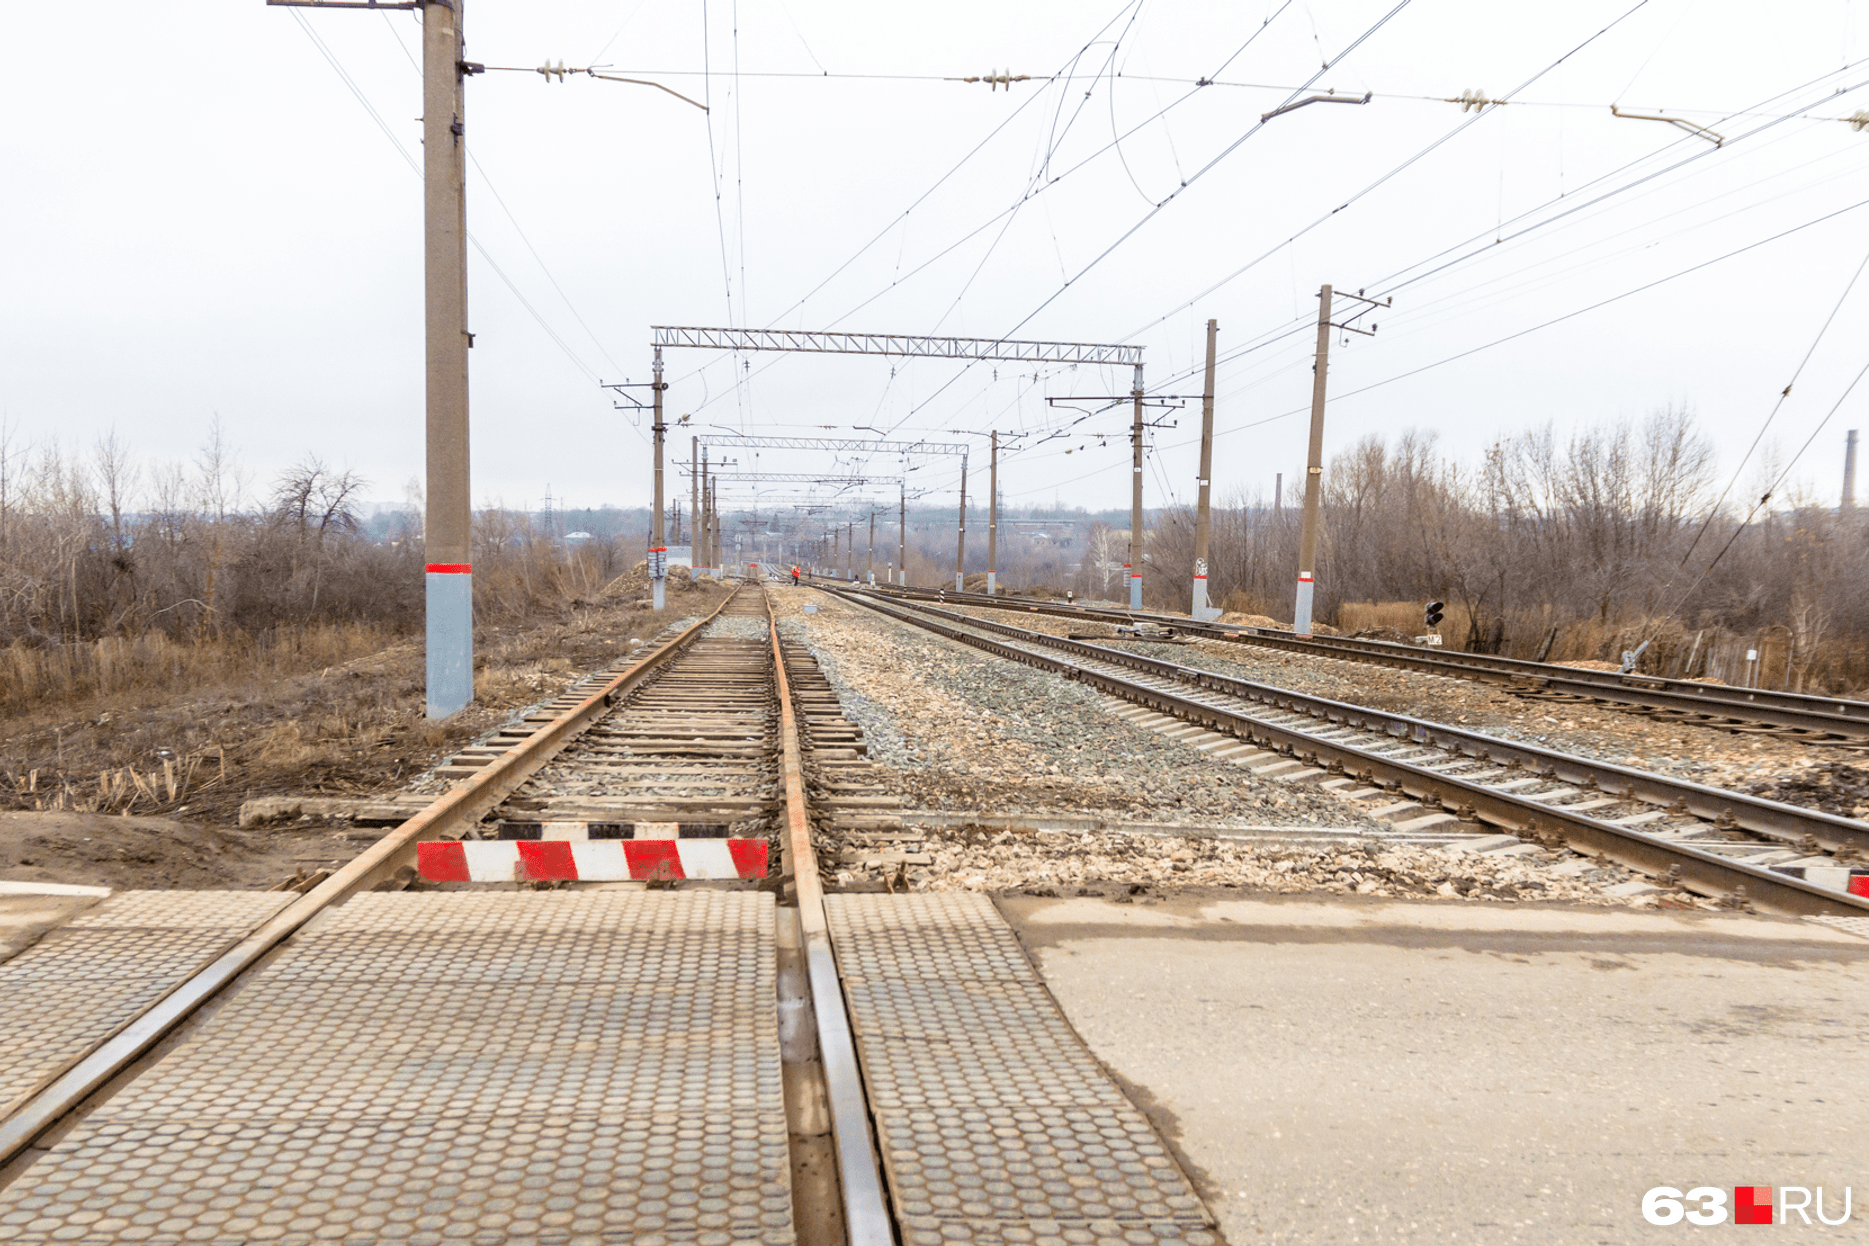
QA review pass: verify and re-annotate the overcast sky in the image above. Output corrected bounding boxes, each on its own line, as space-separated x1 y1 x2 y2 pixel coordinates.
4 0 1868 524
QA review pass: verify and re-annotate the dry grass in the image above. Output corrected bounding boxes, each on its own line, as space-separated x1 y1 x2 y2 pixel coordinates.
475 656 577 711
1327 599 1869 689
1337 600 1475 644
0 585 729 828
0 624 395 716
1219 588 1289 619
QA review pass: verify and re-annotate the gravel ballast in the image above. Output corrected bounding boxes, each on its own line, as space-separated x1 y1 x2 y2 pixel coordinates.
940 602 1836 796
771 588 1713 908
772 590 1378 830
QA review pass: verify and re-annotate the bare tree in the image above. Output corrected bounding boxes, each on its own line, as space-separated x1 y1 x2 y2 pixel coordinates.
271 457 364 545
92 429 139 556
195 414 247 521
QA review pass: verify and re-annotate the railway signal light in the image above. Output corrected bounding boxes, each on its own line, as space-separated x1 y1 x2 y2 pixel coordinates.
1425 601 1445 629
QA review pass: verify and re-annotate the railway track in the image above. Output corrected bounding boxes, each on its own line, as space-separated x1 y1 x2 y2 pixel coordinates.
848 581 1869 745
0 586 887 1244
831 586 1869 919
0 584 1219 1246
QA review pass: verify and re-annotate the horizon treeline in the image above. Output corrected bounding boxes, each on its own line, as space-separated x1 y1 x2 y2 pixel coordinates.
0 421 641 650
4 409 1863 692
875 409 1863 692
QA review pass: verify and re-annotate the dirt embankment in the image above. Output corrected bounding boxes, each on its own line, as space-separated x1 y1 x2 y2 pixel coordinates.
0 590 726 889
0 811 329 890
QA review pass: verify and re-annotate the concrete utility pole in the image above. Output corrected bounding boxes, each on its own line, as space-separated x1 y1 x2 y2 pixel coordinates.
690 434 699 574
709 478 721 577
1294 286 1332 637
987 431 999 595
955 453 968 591
697 448 710 578
846 522 854 578
268 0 475 713
1192 319 1218 621
833 526 840 577
650 346 666 611
899 481 907 586
1128 363 1145 610
1844 429 1859 511
421 0 473 717
867 511 875 584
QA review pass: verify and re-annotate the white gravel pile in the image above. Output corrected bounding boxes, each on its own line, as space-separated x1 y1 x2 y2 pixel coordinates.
907 828 1653 904
776 596 1381 828
947 605 1823 794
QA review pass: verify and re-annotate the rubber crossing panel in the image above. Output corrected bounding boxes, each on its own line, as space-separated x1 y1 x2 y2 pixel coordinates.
0 891 291 1123
0 890 792 1246
825 892 1217 1246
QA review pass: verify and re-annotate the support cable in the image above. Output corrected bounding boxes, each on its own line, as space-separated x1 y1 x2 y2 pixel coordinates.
883 0 1415 437
290 10 639 438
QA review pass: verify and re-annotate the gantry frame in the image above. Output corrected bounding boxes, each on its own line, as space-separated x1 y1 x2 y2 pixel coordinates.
654 326 1141 367
662 329 1142 590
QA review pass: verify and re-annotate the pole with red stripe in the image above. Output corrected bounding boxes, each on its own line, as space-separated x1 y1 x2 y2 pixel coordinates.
423 0 474 718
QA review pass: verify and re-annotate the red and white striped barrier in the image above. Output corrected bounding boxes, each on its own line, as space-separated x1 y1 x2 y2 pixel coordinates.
418 839 768 883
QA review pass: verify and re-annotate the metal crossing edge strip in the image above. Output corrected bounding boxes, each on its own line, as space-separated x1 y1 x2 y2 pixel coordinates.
767 593 895 1246
0 596 735 1168
840 589 1869 920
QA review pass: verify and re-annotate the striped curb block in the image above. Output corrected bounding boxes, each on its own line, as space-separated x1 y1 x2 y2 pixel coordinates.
1770 865 1869 897
417 839 769 882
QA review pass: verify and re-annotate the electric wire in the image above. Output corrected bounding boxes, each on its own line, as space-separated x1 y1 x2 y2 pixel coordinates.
289 10 635 436
733 0 750 430
662 0 1152 402
1676 243 1869 569
886 0 1416 437
1370 59 1869 297
382 14 630 379
546 62 1869 125
998 192 1869 498
1660 348 1869 625
932 1 1153 333
1126 59 1869 405
1120 0 1655 342
669 0 1290 407
700 1 740 379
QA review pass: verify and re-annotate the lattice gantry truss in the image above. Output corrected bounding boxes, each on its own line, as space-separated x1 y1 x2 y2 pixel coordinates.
652 326 1142 367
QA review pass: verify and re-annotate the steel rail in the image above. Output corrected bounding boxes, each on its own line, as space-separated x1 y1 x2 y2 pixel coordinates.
834 589 1869 918
845 581 1869 741
842 590 1869 859
1211 629 1869 738
766 590 894 1246
0 595 737 1168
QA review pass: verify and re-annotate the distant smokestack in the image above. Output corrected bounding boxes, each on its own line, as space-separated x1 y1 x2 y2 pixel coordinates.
1845 430 1859 512
1274 472 1284 518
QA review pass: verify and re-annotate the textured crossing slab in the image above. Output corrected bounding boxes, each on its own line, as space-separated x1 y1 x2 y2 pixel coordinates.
825 892 1216 1246
0 890 792 1246
0 891 291 1120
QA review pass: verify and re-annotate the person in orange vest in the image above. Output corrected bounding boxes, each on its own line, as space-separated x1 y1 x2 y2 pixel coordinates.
790 565 801 586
